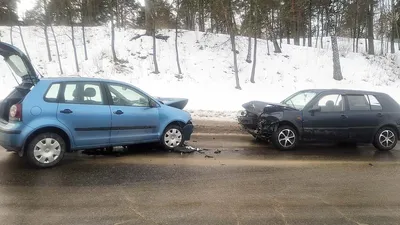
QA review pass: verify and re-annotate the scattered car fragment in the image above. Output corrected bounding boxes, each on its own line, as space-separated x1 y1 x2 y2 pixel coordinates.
238 89 400 151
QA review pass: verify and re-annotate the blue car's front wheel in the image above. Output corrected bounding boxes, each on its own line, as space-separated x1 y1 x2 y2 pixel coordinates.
161 125 184 150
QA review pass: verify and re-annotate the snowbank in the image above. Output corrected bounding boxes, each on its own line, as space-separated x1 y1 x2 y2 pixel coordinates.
1 26 400 121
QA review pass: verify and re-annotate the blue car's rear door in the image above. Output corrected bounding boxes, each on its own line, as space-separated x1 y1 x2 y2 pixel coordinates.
56 81 112 148
105 82 159 145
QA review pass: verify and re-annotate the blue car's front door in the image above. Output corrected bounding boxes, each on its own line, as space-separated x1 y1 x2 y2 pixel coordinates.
56 81 112 148
105 83 160 145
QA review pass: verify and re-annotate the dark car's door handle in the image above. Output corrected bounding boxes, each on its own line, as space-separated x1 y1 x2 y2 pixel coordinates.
377 113 383 117
113 110 124 115
340 114 348 119
60 109 73 114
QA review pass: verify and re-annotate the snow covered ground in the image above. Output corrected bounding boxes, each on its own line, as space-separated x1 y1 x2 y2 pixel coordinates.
1 26 400 121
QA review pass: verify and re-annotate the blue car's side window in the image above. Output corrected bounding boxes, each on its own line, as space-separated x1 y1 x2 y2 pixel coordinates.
62 82 105 105
107 84 150 107
44 83 61 103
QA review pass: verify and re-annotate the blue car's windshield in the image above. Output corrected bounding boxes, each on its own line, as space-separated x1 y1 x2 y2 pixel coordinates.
280 91 318 110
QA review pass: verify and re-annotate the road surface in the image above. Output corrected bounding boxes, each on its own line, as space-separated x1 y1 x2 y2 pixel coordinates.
0 121 400 224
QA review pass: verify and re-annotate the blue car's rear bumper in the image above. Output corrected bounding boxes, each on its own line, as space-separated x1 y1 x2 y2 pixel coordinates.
0 121 31 151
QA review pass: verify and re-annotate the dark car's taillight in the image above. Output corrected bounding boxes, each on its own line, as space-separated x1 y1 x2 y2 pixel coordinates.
9 103 22 121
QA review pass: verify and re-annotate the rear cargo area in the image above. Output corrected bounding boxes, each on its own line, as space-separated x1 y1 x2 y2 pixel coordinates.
0 86 30 122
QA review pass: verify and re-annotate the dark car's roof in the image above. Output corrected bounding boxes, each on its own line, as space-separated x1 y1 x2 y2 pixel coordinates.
300 88 386 96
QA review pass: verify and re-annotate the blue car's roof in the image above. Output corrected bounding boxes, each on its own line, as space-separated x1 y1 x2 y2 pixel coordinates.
40 77 130 85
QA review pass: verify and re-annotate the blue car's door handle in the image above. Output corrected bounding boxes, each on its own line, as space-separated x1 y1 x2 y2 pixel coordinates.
113 110 124 115
60 109 73 114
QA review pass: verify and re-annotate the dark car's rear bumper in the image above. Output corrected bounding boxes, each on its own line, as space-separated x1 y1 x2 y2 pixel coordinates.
183 121 194 141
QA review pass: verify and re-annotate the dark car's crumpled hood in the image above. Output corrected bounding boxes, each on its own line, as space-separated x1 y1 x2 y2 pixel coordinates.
156 97 189 110
242 100 297 115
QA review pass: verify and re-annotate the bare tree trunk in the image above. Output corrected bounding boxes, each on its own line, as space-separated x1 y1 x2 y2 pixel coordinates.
71 24 80 72
267 39 270 55
82 0 88 60
18 25 30 61
391 0 395 53
379 0 384 55
82 25 88 60
250 2 258 84
43 0 52 61
308 0 312 47
320 7 324 49
246 37 252 63
279 9 282 48
356 28 359 52
250 33 257 83
315 7 320 48
293 0 300 45
50 24 63 75
152 20 160 74
175 0 182 75
44 25 52 61
227 0 241 90
331 35 342 81
286 23 290 44
329 1 343 81
367 2 375 55
110 0 118 62
145 0 154 35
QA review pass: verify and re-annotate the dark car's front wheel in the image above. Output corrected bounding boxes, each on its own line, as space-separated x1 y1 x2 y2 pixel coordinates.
373 127 398 151
161 125 184 150
25 132 66 168
272 125 298 150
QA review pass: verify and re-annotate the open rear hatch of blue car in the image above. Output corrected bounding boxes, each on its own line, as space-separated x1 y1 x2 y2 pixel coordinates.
0 42 39 122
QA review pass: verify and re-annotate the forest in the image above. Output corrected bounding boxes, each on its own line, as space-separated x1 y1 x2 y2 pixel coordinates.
0 0 399 89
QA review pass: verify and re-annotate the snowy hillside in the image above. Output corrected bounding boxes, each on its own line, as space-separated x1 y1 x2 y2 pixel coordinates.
1 26 400 121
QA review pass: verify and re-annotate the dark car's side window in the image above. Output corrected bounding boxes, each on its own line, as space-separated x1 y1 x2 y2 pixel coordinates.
367 95 383 110
63 82 104 105
317 94 344 112
347 95 373 111
107 83 150 107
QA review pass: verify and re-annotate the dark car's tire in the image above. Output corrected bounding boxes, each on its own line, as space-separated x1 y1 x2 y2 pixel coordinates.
373 127 398 151
272 125 298 150
25 132 66 168
161 125 184 150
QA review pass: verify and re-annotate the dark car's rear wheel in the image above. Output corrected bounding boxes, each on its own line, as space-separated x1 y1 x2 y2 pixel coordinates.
161 125 184 150
25 132 66 168
272 125 298 150
373 127 398 151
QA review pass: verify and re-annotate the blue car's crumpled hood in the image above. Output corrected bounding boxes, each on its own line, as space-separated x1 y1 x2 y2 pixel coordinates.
156 97 189 110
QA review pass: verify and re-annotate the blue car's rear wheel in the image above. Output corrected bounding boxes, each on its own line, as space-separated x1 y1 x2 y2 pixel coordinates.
25 132 66 168
161 125 184 150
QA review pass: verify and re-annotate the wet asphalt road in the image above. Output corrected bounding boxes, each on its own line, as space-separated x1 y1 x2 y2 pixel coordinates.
1 134 400 225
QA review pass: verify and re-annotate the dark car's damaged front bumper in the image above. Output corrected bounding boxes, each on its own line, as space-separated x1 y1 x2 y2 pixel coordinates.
237 111 278 140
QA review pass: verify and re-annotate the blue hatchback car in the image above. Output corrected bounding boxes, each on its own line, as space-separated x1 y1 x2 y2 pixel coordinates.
0 42 194 168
